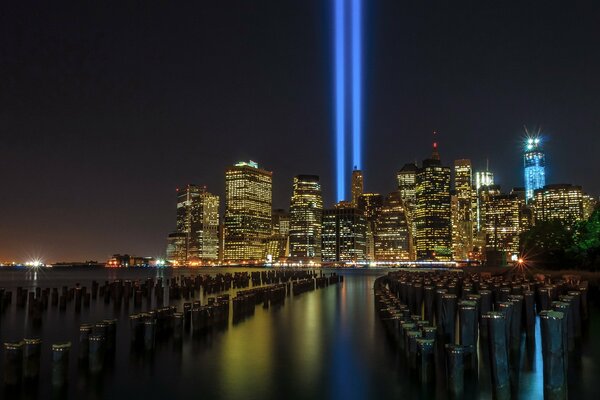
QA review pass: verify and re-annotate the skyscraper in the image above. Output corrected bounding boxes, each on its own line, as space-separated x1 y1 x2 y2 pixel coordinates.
351 168 364 207
524 136 546 202
397 163 418 203
357 193 384 261
415 144 452 260
166 185 219 265
474 169 495 232
374 191 411 261
289 175 323 262
264 209 290 263
224 161 272 262
484 193 521 265
397 163 418 254
321 202 366 263
451 159 475 260
532 184 585 225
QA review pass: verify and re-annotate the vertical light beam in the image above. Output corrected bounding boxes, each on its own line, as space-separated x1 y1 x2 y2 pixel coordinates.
335 0 346 201
351 0 362 171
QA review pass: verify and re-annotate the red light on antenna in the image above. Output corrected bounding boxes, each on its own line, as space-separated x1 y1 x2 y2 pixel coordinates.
433 142 438 148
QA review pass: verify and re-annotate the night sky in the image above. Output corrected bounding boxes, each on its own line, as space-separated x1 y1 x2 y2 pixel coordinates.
1 1 599 262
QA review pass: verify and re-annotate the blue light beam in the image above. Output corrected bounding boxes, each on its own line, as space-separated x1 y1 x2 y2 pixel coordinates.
351 0 362 171
335 0 346 202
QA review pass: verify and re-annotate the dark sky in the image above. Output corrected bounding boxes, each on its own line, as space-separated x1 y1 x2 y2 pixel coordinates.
1 1 599 262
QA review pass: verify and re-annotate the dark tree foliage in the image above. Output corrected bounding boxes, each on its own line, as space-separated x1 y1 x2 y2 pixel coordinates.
571 208 600 270
520 220 576 270
520 208 600 270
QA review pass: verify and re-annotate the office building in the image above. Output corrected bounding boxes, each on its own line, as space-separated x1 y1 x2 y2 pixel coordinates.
533 184 585 225
483 193 521 264
524 137 546 202
351 169 364 207
322 202 366 263
289 175 323 261
451 159 475 260
415 143 452 260
374 191 411 261
224 161 272 262
166 184 219 265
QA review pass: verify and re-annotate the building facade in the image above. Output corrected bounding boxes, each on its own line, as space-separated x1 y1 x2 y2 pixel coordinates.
357 193 384 261
524 137 546 202
374 191 411 261
474 169 495 232
451 159 475 260
532 184 585 225
289 175 323 262
483 193 521 264
224 161 272 262
321 203 366 263
351 169 364 207
415 146 452 260
166 184 219 265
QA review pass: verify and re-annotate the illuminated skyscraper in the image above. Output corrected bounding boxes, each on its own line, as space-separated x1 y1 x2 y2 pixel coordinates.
532 184 585 225
474 169 495 231
452 159 475 260
224 161 272 262
264 209 290 263
357 193 383 261
374 191 411 261
166 185 219 265
397 162 418 253
415 144 452 260
397 163 418 203
289 175 323 262
484 193 521 264
351 169 364 207
524 136 546 202
321 202 366 263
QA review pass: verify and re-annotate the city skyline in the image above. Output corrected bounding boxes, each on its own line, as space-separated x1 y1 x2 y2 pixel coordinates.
2 1 600 262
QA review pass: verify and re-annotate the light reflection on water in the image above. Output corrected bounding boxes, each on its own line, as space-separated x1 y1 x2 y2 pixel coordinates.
0 267 599 399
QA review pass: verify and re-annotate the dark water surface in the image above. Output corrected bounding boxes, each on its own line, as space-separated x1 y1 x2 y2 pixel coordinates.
1 267 600 399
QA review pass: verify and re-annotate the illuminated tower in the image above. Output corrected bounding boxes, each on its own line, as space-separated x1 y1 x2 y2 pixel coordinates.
533 184 585 225
523 135 546 202
397 163 418 204
351 168 364 206
224 161 272 262
415 142 452 260
474 168 495 232
484 192 521 265
374 191 411 261
264 209 290 263
321 202 366 263
166 185 219 265
289 175 324 262
357 193 383 261
452 159 475 260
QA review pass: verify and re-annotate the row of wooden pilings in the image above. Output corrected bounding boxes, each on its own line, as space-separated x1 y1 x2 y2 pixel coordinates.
1 270 343 391
374 270 588 400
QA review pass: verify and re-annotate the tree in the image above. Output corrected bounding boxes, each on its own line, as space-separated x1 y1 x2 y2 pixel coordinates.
571 208 600 270
520 220 576 270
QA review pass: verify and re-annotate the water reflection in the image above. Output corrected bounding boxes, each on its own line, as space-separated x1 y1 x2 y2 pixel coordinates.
1 268 600 399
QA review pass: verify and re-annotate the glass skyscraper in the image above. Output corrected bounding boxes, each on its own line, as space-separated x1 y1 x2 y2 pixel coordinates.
524 137 546 202
224 161 273 262
289 175 323 262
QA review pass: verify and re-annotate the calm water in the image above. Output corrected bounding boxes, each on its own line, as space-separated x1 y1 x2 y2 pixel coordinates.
1 267 600 399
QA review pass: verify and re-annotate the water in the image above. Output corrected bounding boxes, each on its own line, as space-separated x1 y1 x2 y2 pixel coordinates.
1 267 600 399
